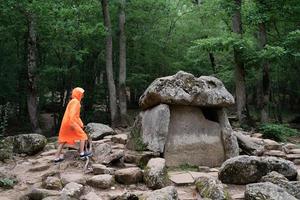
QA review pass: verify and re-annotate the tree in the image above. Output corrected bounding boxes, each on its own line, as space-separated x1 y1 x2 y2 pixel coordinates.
101 0 119 127
118 0 128 126
232 0 247 123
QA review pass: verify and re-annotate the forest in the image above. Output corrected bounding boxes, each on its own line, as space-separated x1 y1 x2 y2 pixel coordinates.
0 0 299 136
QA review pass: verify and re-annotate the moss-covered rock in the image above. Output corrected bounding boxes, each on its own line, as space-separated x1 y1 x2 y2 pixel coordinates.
0 137 13 161
13 133 47 155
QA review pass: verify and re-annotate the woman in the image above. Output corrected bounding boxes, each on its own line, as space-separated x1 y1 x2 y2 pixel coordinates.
54 87 91 163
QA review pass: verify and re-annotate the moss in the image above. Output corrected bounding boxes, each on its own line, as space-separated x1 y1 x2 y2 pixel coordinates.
130 124 147 152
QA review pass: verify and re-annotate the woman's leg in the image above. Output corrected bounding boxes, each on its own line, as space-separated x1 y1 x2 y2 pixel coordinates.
54 142 66 159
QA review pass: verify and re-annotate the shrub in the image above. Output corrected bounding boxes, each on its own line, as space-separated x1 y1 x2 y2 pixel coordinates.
259 123 299 142
0 178 16 189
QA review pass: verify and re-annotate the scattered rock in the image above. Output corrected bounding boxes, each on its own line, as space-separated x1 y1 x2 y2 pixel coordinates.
13 133 47 155
264 139 282 151
115 167 143 185
41 150 57 157
61 172 86 185
145 186 178 200
289 149 300 154
87 174 114 189
198 166 210 173
195 176 230 200
86 123 115 140
80 191 102 200
92 164 115 175
111 134 128 144
25 188 60 200
234 131 264 156
144 158 167 189
29 164 50 172
60 182 84 199
286 154 300 160
94 143 112 162
264 150 286 158
168 172 194 185
245 182 297 200
42 177 62 190
218 155 297 184
102 150 125 165
260 171 300 198
251 133 263 138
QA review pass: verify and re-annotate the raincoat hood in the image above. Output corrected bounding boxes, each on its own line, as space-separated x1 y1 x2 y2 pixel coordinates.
71 87 85 101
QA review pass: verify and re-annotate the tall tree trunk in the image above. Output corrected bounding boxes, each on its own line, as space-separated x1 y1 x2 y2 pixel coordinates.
26 13 41 133
232 0 247 124
208 52 216 74
258 22 270 123
118 0 128 127
101 0 119 127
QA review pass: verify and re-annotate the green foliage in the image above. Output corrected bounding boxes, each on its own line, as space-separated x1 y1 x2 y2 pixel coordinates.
0 178 16 189
259 123 299 142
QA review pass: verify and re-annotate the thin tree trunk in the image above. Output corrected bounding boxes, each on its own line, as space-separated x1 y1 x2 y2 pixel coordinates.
26 13 41 133
232 0 247 124
208 52 216 74
118 0 128 127
258 22 270 123
101 0 119 127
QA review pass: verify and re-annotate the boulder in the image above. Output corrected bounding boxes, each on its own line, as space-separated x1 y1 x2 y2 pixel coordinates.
115 167 143 185
144 158 167 189
164 105 225 167
124 150 160 168
145 186 178 200
102 150 125 165
245 182 297 200
86 123 115 140
139 71 234 110
260 171 300 198
87 174 114 189
218 156 297 184
127 104 170 153
195 176 230 200
13 133 47 155
60 182 84 199
234 131 264 156
0 137 13 161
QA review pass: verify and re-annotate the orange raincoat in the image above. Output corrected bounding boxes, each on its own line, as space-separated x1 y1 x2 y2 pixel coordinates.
58 87 87 145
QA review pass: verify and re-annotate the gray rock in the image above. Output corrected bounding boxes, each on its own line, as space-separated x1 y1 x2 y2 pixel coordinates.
94 143 112 162
127 104 170 153
164 105 225 167
139 71 234 110
60 182 84 199
25 188 60 200
260 171 300 198
219 156 298 184
111 134 128 144
86 123 115 140
144 158 167 189
0 137 13 161
92 164 115 175
80 191 102 200
60 172 86 185
87 174 114 189
234 131 265 156
145 186 178 200
115 167 143 185
195 176 230 200
102 149 125 165
245 182 297 200
217 108 239 159
42 176 62 190
124 150 160 168
13 133 47 155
